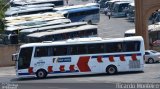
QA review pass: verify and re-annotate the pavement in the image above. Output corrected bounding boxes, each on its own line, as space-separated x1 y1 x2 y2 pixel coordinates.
0 66 15 77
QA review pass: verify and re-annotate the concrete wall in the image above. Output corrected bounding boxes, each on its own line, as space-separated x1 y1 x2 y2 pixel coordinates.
0 44 20 67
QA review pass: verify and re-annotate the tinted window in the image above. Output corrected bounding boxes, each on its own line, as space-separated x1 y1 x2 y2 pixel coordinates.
69 45 78 55
124 41 140 52
18 47 33 69
34 47 49 57
53 46 68 56
68 44 87 55
105 42 123 53
87 43 104 54
77 44 87 54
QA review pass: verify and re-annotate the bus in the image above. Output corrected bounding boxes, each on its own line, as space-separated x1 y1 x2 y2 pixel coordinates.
104 0 120 13
124 28 135 37
12 36 145 78
5 18 71 33
126 2 135 22
11 0 64 6
19 22 87 42
8 3 55 11
5 12 64 22
26 25 98 43
53 3 99 11
57 5 100 24
5 7 54 17
112 1 130 17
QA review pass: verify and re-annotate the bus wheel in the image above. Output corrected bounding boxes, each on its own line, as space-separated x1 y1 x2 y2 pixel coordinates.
36 69 47 79
106 65 117 75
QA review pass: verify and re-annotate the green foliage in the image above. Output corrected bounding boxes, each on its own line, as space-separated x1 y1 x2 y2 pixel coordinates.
0 0 9 33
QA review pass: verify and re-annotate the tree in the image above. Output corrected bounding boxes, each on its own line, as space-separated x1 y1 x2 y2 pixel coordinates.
0 0 9 33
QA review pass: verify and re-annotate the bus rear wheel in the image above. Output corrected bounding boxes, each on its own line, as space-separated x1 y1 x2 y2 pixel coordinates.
36 69 47 79
106 65 117 75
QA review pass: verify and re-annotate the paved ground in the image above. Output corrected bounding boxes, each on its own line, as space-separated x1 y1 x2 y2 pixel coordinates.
0 63 160 83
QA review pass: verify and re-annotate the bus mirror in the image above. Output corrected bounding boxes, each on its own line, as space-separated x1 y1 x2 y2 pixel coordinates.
12 53 18 61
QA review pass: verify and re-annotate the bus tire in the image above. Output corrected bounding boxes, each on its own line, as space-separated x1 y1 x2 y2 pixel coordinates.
106 65 117 75
36 69 47 79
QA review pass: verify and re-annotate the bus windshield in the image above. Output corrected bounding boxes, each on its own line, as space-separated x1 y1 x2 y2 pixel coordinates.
18 47 33 69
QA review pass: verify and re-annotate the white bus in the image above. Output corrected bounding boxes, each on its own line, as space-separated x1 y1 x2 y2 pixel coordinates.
5 7 54 17
112 1 130 17
124 28 135 37
5 18 71 34
26 25 98 43
11 0 64 6
19 22 87 42
57 5 100 24
12 36 145 78
126 2 135 21
5 12 64 22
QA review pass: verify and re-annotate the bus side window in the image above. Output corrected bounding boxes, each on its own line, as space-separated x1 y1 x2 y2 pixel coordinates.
87 43 105 54
69 45 78 55
124 41 140 52
105 42 123 53
34 47 48 57
77 44 87 55
53 46 68 56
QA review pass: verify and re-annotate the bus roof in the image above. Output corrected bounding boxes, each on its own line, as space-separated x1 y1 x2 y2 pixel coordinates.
124 24 160 34
20 36 143 48
5 12 63 21
129 2 135 6
107 0 120 3
148 23 160 31
5 7 54 16
6 19 71 31
8 3 55 11
20 22 87 33
53 3 99 11
114 1 130 4
12 0 63 6
27 25 97 37
6 17 65 27
125 28 135 34
53 5 84 11
57 6 99 14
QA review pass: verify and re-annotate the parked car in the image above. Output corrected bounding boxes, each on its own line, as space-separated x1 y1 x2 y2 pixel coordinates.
145 50 160 63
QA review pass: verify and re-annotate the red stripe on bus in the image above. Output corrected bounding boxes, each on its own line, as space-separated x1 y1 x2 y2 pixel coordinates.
48 66 53 72
97 56 103 63
120 55 125 61
28 67 33 74
109 56 114 62
60 65 65 72
132 54 137 61
69 65 75 72
77 56 91 72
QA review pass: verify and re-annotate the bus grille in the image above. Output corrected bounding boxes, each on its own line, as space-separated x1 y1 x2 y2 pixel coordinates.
129 60 140 69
